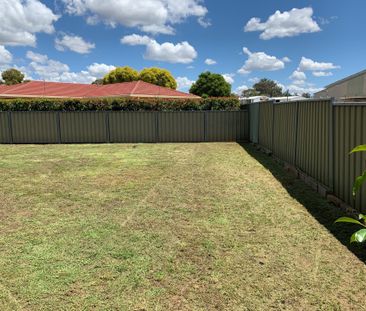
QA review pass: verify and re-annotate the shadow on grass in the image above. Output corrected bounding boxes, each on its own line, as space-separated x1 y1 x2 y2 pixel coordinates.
240 143 366 263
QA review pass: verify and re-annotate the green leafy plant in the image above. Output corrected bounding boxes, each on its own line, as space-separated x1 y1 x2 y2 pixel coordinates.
0 97 241 112
335 144 366 244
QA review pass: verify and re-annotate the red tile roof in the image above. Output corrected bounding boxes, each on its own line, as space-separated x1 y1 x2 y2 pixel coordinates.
0 80 200 99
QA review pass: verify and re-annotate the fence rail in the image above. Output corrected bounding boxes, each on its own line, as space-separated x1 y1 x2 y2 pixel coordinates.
251 99 366 213
0 110 249 144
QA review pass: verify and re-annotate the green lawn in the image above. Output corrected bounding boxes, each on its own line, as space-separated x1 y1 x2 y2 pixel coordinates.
0 143 365 310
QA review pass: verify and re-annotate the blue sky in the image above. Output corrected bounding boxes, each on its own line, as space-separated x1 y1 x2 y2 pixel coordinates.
0 0 365 94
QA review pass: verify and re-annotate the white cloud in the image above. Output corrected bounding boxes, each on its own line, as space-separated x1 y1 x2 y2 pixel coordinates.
62 0 208 35
25 51 114 83
0 0 59 46
0 45 12 64
238 47 287 74
198 17 211 28
317 16 338 25
205 58 217 65
290 70 307 81
87 63 116 77
287 83 322 95
249 77 259 84
222 73 234 84
282 57 291 63
120 34 152 45
176 76 195 90
244 7 321 40
312 71 333 77
121 34 197 64
55 35 95 54
26 51 49 64
235 84 249 95
299 57 340 71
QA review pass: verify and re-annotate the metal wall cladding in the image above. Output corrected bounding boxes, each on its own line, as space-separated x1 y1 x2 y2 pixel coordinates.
109 112 156 143
11 111 59 143
258 102 274 150
296 101 331 186
334 105 366 212
206 111 248 142
249 104 259 143
272 103 297 165
60 111 108 143
158 111 205 142
0 112 11 143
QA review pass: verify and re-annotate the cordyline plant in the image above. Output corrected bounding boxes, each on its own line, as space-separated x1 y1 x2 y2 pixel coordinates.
335 145 366 244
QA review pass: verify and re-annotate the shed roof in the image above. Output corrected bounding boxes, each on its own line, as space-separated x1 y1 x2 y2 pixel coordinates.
324 69 366 89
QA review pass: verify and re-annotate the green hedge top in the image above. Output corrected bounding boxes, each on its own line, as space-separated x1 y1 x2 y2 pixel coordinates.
0 97 243 111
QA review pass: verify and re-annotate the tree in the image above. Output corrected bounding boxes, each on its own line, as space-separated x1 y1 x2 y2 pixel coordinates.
282 90 292 97
252 79 283 97
241 88 260 97
1 68 24 85
302 92 311 98
92 79 103 85
103 66 139 84
190 71 231 97
139 67 177 89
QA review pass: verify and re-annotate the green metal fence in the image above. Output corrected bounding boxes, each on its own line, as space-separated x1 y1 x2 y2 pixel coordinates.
0 110 249 144
252 99 366 212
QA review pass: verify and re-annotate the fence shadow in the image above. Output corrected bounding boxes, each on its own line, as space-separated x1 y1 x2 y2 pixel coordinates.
240 143 366 263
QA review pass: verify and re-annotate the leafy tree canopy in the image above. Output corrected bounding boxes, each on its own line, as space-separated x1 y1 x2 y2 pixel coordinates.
103 66 139 84
92 79 103 85
241 88 260 97
139 67 177 89
1 68 25 85
252 79 283 97
189 71 231 97
102 66 177 89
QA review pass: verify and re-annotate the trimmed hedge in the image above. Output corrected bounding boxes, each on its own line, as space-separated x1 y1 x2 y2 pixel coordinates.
0 97 242 111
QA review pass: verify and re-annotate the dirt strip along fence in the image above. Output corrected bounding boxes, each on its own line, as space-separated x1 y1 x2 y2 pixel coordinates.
249 99 366 213
0 110 249 144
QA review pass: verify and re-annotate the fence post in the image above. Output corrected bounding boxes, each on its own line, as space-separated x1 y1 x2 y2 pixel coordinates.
329 99 335 192
271 102 275 151
105 111 110 143
294 102 300 166
56 111 61 144
8 111 13 144
247 106 251 142
204 111 207 142
155 112 159 143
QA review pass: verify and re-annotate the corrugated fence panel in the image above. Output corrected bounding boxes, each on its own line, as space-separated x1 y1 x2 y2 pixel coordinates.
249 104 259 143
0 110 249 144
0 112 11 143
272 103 297 165
60 112 107 143
295 100 331 187
258 102 273 150
206 111 248 142
109 112 156 143
11 111 59 143
334 105 366 213
158 111 205 142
